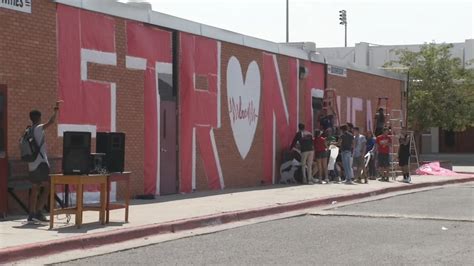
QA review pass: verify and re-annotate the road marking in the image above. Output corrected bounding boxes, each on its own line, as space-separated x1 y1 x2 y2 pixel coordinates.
309 212 474 223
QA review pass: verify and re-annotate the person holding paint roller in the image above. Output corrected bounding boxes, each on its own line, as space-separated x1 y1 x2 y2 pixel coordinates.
22 100 62 223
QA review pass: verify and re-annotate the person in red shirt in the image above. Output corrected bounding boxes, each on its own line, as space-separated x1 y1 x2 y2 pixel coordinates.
376 127 392 181
313 129 329 183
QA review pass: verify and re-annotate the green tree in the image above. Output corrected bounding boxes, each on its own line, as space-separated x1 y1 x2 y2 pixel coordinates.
385 42 474 132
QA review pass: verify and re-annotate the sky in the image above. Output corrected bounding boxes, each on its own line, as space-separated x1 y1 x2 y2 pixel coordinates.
144 0 473 48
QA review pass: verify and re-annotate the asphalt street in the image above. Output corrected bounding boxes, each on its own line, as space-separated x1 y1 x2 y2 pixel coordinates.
58 183 474 265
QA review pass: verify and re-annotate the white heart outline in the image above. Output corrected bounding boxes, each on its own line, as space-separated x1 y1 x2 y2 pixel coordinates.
227 56 261 159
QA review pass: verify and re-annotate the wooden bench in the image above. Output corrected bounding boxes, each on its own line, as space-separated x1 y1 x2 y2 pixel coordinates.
7 158 64 214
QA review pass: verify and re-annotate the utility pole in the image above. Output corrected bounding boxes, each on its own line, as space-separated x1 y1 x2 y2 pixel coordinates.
406 71 410 127
286 0 289 42
339 10 347 47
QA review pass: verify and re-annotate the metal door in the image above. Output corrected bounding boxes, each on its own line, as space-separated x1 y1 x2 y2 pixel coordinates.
159 101 177 195
0 85 7 217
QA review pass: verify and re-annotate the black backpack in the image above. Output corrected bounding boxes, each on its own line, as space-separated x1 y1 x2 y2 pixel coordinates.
19 125 44 162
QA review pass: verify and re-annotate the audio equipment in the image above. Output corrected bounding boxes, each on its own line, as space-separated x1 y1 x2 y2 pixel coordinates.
62 131 91 175
96 132 125 173
90 153 106 174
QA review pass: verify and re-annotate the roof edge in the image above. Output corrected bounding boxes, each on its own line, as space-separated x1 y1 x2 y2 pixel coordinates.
51 0 404 80
52 0 326 64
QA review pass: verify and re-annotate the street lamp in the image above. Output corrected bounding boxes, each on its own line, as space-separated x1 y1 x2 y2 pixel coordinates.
339 10 347 47
286 0 289 42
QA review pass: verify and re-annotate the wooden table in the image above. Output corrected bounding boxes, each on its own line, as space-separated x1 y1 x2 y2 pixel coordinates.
107 172 131 223
49 174 108 229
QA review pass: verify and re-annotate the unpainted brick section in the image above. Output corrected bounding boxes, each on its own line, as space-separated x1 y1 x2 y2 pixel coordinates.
328 71 404 132
1 2 58 212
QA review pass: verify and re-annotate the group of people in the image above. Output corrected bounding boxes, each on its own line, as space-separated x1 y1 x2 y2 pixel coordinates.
290 121 412 185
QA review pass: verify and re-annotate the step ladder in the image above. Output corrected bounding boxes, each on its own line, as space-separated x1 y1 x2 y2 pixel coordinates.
389 109 403 128
407 130 420 173
323 88 340 126
389 109 403 180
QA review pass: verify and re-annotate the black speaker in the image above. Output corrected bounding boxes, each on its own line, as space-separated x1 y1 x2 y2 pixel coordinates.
63 132 91 175
96 132 125 173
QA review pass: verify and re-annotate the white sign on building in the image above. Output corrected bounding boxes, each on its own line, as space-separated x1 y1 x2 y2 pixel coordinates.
0 0 31 13
327 65 347 77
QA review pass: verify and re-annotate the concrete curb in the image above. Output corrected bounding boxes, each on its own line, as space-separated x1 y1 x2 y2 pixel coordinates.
457 172 474 175
1 176 473 263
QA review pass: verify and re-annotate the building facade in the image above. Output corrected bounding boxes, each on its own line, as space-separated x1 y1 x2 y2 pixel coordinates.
0 0 405 214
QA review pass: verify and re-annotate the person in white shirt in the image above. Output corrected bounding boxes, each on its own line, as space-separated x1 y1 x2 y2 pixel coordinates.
27 101 61 223
352 127 367 183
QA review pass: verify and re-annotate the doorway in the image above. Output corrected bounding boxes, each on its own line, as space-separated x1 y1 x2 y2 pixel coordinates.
312 97 323 132
0 85 7 217
158 72 178 195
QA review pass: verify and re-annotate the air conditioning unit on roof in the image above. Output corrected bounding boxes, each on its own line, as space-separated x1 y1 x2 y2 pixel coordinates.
123 0 152 9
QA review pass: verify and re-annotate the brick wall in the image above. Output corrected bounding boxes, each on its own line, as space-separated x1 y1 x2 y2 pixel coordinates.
189 40 326 190
327 70 405 132
1 3 148 212
1 1 405 214
0 2 58 157
209 42 266 189
86 19 146 199
0 1 58 212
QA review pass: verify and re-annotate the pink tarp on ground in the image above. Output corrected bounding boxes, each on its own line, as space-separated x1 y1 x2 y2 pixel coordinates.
416 161 468 176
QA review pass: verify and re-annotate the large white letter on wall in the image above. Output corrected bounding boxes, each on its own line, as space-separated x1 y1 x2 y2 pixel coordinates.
57 5 117 137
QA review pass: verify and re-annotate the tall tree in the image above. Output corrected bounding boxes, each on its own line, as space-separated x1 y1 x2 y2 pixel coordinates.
385 43 474 132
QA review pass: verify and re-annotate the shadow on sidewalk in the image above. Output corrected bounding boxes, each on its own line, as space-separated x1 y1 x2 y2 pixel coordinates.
131 183 301 206
12 222 46 230
48 221 126 234
7 217 126 233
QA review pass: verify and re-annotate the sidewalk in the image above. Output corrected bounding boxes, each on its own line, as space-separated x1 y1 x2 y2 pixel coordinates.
1 174 473 263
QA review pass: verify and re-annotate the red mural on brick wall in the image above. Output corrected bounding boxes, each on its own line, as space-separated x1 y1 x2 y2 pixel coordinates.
57 5 117 136
58 6 174 197
262 54 299 184
57 6 118 197
179 33 224 193
57 5 326 194
125 21 172 195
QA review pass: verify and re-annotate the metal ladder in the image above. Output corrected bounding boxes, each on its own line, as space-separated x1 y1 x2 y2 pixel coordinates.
323 88 340 126
407 130 420 172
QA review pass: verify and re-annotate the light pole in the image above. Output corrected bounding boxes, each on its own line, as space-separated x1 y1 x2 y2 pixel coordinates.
339 10 347 47
286 0 289 42
406 70 410 127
